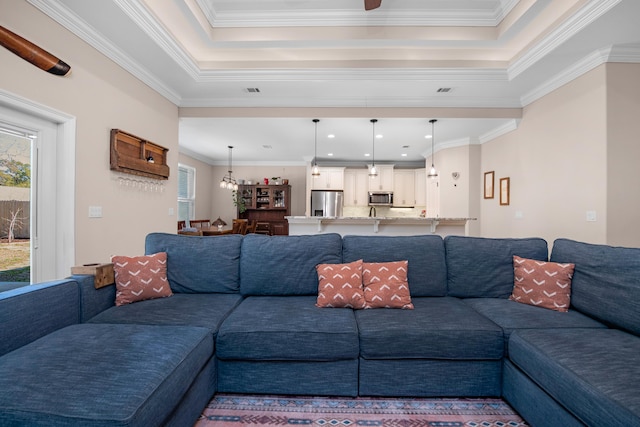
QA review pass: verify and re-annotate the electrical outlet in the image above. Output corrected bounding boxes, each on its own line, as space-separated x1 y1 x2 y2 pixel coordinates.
586 211 597 222
168 208 174 216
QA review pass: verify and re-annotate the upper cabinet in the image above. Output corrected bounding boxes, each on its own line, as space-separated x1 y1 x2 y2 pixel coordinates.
311 167 345 190
368 165 394 192
393 170 416 207
344 169 369 207
414 168 427 207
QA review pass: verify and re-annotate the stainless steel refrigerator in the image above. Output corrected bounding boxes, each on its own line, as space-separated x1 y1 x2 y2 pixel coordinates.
311 190 344 217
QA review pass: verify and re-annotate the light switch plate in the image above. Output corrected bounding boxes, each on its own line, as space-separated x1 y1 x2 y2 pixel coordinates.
88 206 103 218
586 210 597 222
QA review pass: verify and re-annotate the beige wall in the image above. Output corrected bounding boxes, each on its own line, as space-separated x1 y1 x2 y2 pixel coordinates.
606 63 640 246
1 2 179 263
480 65 608 245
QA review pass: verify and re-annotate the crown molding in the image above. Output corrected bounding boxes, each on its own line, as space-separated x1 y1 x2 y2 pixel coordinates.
195 0 520 28
479 119 521 143
195 67 509 82
114 0 201 79
520 44 640 106
27 0 184 105
508 0 622 80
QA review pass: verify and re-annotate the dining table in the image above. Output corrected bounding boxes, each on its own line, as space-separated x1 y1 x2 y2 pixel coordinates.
201 228 234 236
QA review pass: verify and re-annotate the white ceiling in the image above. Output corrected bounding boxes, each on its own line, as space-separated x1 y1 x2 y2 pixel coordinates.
29 0 640 165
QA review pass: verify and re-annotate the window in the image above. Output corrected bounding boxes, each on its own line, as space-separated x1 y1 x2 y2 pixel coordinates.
177 164 195 221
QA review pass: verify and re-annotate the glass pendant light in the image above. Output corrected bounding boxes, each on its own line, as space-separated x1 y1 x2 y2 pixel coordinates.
428 119 438 178
369 119 378 177
312 119 320 177
219 145 238 190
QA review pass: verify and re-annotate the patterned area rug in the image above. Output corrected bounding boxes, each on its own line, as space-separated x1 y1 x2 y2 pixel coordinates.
195 394 528 427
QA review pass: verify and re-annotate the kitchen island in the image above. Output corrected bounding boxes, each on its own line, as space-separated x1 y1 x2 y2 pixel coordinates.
285 216 476 237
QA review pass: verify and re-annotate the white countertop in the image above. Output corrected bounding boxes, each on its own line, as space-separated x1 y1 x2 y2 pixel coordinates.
286 216 476 234
286 216 475 222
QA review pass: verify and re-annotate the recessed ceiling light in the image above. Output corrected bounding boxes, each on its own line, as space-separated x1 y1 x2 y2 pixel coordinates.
327 153 334 156
376 134 383 139
327 134 335 139
401 153 408 157
425 135 432 139
364 153 371 157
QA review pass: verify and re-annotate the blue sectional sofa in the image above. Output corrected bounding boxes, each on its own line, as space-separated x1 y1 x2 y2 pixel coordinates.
0 233 638 427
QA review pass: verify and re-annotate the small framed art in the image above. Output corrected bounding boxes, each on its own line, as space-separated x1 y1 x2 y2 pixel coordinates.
484 171 495 199
500 177 510 206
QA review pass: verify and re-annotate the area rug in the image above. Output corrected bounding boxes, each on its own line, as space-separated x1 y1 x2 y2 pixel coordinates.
194 394 528 427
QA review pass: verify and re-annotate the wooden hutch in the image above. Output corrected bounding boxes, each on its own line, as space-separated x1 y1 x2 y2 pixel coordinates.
237 184 291 235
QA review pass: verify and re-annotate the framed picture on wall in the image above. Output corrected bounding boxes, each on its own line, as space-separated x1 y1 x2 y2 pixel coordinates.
484 171 495 199
500 177 510 206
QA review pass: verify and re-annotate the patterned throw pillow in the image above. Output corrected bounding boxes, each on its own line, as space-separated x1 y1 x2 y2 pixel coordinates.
362 261 413 309
316 260 365 308
509 255 575 312
112 252 172 306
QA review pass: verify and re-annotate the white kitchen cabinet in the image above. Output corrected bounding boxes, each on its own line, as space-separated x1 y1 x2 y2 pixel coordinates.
311 167 344 190
414 168 426 206
368 165 394 192
393 170 416 207
344 169 369 207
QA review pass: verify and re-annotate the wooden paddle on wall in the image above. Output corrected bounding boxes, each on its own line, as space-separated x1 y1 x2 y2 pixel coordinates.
365 0 382 10
0 25 71 76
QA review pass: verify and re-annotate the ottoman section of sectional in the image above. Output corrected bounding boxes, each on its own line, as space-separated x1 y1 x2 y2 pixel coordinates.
0 323 213 427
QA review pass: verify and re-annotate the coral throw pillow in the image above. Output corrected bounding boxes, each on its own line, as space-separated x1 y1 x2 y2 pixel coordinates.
112 252 172 306
510 255 575 312
362 261 413 309
316 260 365 309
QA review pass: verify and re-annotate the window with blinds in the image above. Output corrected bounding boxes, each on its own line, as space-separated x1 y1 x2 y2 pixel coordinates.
177 164 195 221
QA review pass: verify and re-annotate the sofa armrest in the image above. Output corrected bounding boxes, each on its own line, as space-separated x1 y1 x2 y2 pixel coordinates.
72 274 116 322
0 279 80 356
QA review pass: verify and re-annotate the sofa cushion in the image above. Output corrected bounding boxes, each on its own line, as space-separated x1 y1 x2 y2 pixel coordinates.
0 323 212 427
445 236 549 298
217 296 359 361
240 234 343 296
0 280 79 357
342 235 447 297
355 297 503 360
550 238 640 335
112 252 172 306
145 232 242 293
463 298 605 353
88 293 243 337
316 260 366 309
509 328 640 427
509 255 574 312
362 261 413 309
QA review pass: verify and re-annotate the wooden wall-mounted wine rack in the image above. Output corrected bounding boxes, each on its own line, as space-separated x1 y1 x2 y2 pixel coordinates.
110 129 169 180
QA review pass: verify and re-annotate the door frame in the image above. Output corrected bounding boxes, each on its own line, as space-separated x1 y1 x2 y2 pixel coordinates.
0 89 76 281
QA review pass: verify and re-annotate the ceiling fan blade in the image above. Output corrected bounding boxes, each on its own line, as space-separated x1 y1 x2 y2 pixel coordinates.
364 0 382 11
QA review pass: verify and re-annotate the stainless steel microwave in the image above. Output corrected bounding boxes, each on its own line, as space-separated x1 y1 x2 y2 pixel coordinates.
368 191 393 206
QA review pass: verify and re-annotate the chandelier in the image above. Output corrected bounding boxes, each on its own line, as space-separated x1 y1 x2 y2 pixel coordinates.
219 145 238 190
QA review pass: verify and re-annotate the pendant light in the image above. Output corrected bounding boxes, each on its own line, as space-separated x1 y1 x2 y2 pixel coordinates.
219 145 238 190
369 119 378 177
428 119 438 178
311 119 320 177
